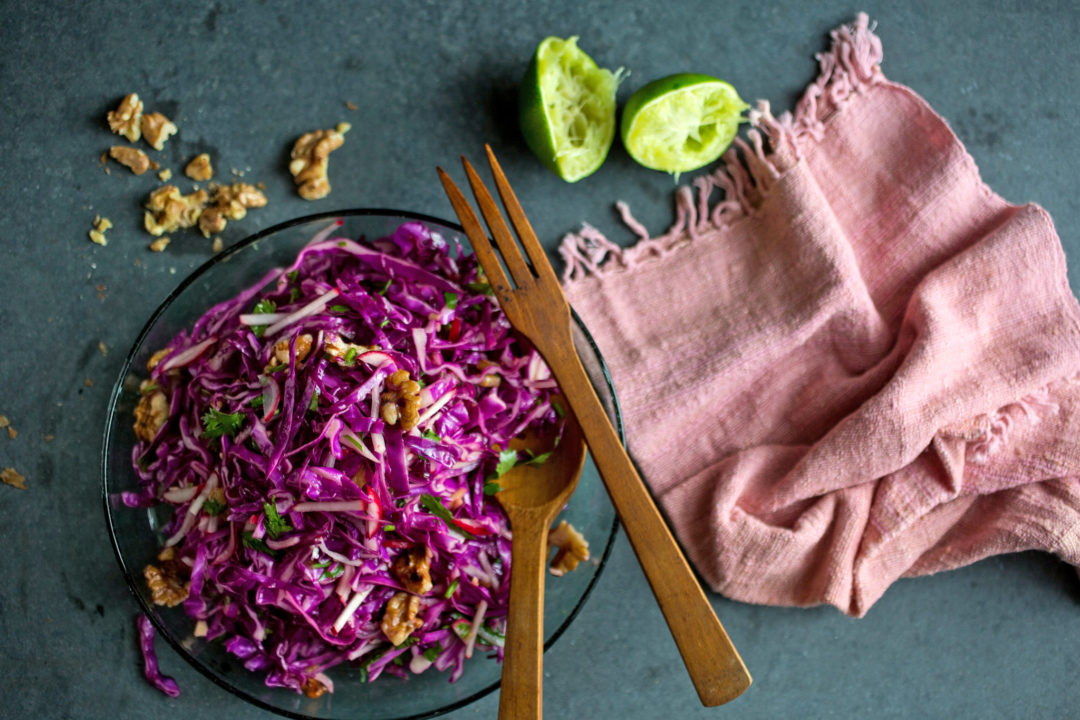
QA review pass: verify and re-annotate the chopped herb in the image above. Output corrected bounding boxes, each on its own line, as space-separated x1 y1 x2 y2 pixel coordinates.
265 363 288 374
344 434 366 453
337 240 347 247
420 493 474 539
393 636 419 650
494 449 518 477
358 667 369 683
444 578 459 599
249 395 264 409
379 318 390 328
201 408 244 439
330 304 350 313
483 480 501 496
241 532 276 557
308 390 320 412
310 559 332 569
422 643 442 662
262 501 293 539
321 563 345 580
383 524 396 533
443 291 459 310
464 281 494 296
422 429 441 442
524 450 552 466
289 286 300 303
140 381 160 393
202 498 226 516
250 299 276 338
552 401 565 418
285 270 299 282
377 279 391 295
343 347 358 366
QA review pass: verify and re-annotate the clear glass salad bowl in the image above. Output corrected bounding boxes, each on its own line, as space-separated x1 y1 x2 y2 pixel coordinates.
102 209 622 720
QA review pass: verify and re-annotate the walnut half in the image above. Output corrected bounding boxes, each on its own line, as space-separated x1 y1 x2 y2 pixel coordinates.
289 122 350 200
548 520 589 576
107 93 143 142
380 369 421 431
381 592 423 646
134 379 169 442
392 545 433 595
143 562 189 607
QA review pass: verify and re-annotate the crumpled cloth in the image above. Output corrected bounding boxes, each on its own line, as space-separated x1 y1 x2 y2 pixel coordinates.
559 13 1080 616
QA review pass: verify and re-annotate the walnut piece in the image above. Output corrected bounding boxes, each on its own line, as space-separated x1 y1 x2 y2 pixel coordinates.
1 467 27 490
381 369 421 431
146 348 171 371
148 237 171 252
141 111 177 150
88 215 113 246
547 520 589 576
323 334 378 364
157 168 173 182
144 185 209 236
197 182 268 237
134 379 169 442
381 591 423 646
289 122 350 200
273 333 314 365
302 677 328 699
107 93 143 142
184 153 214 181
392 545 433 595
109 145 151 175
143 562 189 607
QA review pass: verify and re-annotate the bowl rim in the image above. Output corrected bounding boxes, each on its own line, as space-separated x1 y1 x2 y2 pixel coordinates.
101 208 624 720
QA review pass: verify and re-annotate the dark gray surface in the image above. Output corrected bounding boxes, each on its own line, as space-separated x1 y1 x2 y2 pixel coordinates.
2 1 1079 718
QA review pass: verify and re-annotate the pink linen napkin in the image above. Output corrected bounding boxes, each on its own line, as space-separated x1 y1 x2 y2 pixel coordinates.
559 13 1080 617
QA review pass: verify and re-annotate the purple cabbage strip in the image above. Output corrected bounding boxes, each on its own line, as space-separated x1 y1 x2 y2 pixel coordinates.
136 613 181 698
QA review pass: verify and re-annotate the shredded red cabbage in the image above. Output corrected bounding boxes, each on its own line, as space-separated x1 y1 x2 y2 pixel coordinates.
137 612 182 698
126 220 563 694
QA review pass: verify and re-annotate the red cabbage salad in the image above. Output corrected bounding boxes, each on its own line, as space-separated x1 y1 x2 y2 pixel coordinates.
124 220 566 696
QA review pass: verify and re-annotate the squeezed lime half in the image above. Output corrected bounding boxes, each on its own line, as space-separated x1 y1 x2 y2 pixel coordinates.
519 36 620 183
621 73 748 175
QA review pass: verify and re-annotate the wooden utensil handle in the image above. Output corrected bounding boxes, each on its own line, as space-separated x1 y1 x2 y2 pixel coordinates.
498 515 549 720
546 342 752 707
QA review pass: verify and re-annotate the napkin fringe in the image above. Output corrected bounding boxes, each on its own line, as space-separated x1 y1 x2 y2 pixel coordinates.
559 12 884 284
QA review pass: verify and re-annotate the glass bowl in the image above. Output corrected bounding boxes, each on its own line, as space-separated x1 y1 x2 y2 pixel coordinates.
102 209 622 719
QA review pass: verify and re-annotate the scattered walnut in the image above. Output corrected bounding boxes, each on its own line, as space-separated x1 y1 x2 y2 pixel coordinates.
0 415 9 428
7 427 16 440
109 145 151 175
184 153 213 181
548 520 589 576
273 333 313 365
197 182 267 237
88 215 113 246
107 93 143 142
134 379 169 442
148 237 171 252
381 591 423 646
345 100 358 111
98 341 108 356
381 369 422 431
392 545 433 595
143 562 189 607
302 677 329 699
476 360 501 388
211 236 224 253
288 122 350 200
1 467 26 490
141 111 177 150
144 185 209 236
158 168 173 182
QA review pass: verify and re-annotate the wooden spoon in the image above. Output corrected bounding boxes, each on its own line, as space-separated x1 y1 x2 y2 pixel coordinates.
496 409 586 720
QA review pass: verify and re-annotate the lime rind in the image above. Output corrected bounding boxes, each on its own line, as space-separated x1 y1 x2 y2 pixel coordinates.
519 36 620 183
621 74 749 175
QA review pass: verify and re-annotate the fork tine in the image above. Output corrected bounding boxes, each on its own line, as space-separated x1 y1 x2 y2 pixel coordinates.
485 145 560 288
461 156 536 289
437 166 513 304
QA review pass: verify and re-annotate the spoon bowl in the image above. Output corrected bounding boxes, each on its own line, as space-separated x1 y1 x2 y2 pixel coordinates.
495 407 586 720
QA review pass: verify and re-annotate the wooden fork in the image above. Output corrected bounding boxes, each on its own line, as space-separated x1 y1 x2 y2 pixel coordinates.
437 146 752 708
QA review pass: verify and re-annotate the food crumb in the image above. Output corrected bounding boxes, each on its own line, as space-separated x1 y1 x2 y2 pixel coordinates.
141 112 177 151
184 153 213 182
1 467 26 490
84 377 95 388
7 427 17 440
0 415 9 428
99 341 109 356
157 168 173 182
44 434 54 442
345 100 358 111
148 236 171 252
211 236 223 253
89 215 113 246
107 93 143 142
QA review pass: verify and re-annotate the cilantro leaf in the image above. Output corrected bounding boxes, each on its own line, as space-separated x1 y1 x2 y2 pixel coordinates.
464 281 494 296
329 304 350 313
377 279 392 295
201 408 244 439
423 643 442 662
250 299 277 337
552 401 566 418
202 498 226 516
524 450 552 466
483 480 501 496
443 291 459 310
494 449 518 477
422 429 441 442
262 501 293 539
241 532 277 557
